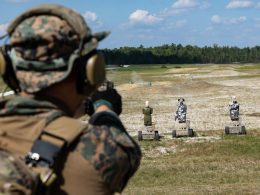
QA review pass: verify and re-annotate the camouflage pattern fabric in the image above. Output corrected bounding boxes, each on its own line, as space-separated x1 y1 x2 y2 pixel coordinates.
142 107 153 126
0 96 141 193
0 150 37 195
0 96 58 116
81 124 141 192
11 15 79 62
9 15 80 93
176 103 187 123
229 101 239 121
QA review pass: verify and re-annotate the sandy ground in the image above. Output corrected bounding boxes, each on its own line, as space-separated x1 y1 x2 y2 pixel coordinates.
114 64 260 135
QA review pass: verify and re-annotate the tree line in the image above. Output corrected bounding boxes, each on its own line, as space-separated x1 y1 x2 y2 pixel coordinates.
102 44 260 64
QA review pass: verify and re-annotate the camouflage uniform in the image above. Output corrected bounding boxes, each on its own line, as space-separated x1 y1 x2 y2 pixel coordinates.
142 106 153 126
175 101 187 123
0 96 141 194
229 101 239 121
0 6 141 195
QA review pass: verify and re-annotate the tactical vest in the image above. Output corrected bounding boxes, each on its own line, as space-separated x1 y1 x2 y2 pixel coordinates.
0 109 108 194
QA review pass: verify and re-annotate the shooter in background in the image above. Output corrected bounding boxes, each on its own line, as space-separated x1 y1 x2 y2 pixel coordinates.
142 101 153 126
229 96 240 121
175 98 187 123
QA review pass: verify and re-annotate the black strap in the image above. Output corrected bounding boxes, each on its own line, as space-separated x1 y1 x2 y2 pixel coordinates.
25 111 66 168
25 139 62 168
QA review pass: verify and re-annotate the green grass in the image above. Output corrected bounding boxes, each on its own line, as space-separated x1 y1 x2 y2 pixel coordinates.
107 70 168 85
1 64 260 194
107 64 198 84
124 130 260 195
107 63 260 85
116 64 260 194
235 64 260 70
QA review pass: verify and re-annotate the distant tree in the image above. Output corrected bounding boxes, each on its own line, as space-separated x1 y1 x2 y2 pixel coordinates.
102 44 260 65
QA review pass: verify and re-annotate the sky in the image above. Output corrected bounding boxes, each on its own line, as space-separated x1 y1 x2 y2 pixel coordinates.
0 0 260 48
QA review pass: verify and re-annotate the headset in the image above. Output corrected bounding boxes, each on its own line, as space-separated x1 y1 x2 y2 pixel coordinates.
0 4 106 95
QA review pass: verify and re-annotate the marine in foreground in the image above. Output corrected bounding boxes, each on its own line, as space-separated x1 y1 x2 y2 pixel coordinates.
0 4 141 195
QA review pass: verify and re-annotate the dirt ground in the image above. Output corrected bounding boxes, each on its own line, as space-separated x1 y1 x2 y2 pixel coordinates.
112 64 260 135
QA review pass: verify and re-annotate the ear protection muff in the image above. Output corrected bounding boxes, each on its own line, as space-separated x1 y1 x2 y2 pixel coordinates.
0 46 20 93
76 50 106 96
0 48 6 75
86 52 106 86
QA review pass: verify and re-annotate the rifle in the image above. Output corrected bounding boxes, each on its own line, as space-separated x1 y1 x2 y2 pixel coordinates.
84 80 114 115
98 80 114 91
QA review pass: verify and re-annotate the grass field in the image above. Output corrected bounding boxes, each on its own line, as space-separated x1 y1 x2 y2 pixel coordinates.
109 63 260 133
124 130 260 195
1 64 260 194
107 64 260 195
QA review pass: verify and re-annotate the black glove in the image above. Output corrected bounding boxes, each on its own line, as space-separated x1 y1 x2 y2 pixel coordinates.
84 97 95 116
88 88 122 115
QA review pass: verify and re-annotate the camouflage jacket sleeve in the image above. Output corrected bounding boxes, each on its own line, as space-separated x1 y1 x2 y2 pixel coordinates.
230 103 239 111
80 111 141 193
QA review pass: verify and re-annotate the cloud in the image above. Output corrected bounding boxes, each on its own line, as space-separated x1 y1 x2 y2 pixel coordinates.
169 0 198 14
129 10 163 25
228 16 247 24
82 11 103 27
226 1 253 9
83 11 97 22
161 0 209 15
211 15 247 24
211 15 221 24
172 0 197 9
0 23 8 36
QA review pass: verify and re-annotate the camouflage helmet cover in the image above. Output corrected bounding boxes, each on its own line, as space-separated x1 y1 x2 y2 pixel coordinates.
7 4 109 93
